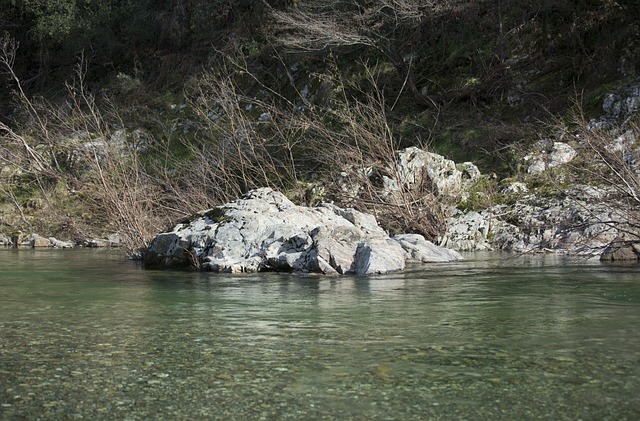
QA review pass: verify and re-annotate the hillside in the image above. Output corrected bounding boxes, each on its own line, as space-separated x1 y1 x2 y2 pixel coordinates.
1 0 639 254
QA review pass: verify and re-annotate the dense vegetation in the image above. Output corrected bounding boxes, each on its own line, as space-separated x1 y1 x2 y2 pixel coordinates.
1 0 639 254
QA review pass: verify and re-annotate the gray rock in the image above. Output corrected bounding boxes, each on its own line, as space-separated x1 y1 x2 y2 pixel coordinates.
459 162 481 183
600 240 640 261
30 234 52 248
590 83 640 129
144 188 460 275
49 237 74 248
548 142 577 168
443 185 634 256
86 239 108 247
394 147 462 196
354 238 408 275
439 209 496 251
500 181 528 195
107 233 122 247
394 234 463 263
524 141 576 174
525 158 546 175
603 84 640 118
84 234 123 248
547 142 578 168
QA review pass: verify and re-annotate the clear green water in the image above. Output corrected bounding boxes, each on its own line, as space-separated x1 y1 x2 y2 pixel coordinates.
1 249 640 420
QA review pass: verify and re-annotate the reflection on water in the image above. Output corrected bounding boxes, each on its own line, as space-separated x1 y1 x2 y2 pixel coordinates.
1 249 640 419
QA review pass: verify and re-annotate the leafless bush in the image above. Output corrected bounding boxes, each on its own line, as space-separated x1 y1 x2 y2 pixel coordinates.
150 58 303 214
561 104 640 241
1 37 165 255
154 57 446 239
2 35 448 252
287 65 447 238
59 62 175 256
269 0 442 108
1 35 62 233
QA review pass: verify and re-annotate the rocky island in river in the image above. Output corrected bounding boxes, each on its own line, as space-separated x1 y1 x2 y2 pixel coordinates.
144 188 463 275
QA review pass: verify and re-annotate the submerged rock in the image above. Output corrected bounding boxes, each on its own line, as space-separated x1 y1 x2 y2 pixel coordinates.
144 188 462 275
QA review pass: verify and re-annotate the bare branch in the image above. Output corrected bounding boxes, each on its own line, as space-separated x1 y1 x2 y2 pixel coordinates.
271 9 378 52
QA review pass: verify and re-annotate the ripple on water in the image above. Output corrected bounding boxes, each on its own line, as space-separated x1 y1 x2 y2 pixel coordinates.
1 250 640 419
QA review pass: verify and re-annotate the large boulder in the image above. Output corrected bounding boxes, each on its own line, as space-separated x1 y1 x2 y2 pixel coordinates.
386 147 463 197
144 188 461 275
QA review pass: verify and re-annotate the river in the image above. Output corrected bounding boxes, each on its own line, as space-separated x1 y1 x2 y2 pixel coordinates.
1 249 639 420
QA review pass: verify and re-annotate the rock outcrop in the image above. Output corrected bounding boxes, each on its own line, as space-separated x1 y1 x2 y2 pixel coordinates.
381 147 479 199
523 141 577 175
441 186 635 256
0 233 123 249
440 83 640 256
144 188 462 275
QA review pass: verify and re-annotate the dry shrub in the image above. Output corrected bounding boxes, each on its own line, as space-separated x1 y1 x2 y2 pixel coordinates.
149 59 304 214
287 66 448 239
562 104 640 240
1 40 165 255
1 36 76 236
156 57 447 239
2 35 448 254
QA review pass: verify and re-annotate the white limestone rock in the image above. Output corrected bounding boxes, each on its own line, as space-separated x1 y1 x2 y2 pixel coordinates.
145 188 462 275
146 188 425 275
394 234 464 263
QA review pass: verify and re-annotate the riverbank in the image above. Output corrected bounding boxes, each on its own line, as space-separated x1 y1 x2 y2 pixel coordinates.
0 233 122 249
1 2 639 263
3 80 638 262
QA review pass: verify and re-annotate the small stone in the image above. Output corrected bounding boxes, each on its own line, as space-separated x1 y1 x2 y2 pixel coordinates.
30 235 52 248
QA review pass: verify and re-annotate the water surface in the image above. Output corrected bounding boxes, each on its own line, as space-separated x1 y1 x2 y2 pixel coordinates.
1 249 639 419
